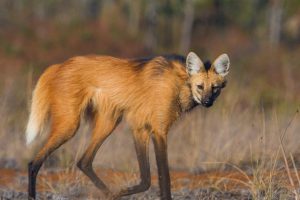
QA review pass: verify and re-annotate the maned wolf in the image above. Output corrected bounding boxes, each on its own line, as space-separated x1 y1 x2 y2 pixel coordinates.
26 52 230 200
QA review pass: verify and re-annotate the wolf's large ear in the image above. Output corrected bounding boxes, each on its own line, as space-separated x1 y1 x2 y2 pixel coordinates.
186 52 204 75
213 54 230 77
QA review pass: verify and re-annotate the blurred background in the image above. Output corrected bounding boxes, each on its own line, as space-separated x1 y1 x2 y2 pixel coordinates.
0 0 299 175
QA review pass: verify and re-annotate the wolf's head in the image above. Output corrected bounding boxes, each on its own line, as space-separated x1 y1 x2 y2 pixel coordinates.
186 52 230 108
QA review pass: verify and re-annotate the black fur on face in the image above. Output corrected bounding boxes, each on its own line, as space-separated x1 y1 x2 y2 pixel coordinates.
201 81 227 108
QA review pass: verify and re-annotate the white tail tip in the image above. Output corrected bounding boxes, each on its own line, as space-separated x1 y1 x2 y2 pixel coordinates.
26 119 38 146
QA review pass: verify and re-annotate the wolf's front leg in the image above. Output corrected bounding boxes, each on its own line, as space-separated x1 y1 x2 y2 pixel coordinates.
152 133 172 200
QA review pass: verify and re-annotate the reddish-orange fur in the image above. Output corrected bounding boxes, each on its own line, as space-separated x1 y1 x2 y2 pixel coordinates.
27 53 229 200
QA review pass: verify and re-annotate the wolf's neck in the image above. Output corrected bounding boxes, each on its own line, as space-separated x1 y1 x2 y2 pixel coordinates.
178 83 198 112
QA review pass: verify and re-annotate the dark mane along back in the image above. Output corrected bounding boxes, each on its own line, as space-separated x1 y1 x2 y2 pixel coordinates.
161 54 186 64
132 54 185 64
131 54 212 72
131 54 186 72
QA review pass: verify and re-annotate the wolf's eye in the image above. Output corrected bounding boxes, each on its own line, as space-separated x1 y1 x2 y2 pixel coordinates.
197 85 204 90
221 81 227 88
212 86 220 93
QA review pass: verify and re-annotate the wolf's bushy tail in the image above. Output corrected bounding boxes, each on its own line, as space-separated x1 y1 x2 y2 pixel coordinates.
26 80 50 145
25 65 60 145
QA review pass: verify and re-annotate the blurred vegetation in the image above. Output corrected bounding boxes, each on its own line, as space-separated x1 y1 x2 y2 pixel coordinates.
0 0 299 171
0 0 299 110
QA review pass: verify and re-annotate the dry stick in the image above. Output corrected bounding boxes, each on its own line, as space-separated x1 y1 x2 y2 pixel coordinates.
279 109 299 199
290 153 300 188
279 109 298 145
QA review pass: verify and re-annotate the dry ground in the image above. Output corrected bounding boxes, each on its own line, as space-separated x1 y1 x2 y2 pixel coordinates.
1 165 300 200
